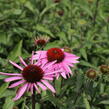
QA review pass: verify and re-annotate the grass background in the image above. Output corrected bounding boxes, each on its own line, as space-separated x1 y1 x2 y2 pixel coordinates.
0 0 109 109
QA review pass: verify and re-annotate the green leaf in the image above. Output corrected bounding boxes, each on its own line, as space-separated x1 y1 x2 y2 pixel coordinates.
40 4 57 18
0 83 9 98
57 32 68 43
35 103 41 109
80 60 97 69
0 33 10 45
46 91 65 108
12 9 22 15
8 40 23 61
80 48 88 61
55 77 62 95
44 41 60 50
83 92 91 109
3 97 14 109
99 100 109 105
35 24 54 37
0 90 15 98
24 1 34 12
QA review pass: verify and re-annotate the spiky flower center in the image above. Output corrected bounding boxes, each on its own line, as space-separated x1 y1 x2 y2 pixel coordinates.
22 65 44 83
47 48 65 63
37 40 46 46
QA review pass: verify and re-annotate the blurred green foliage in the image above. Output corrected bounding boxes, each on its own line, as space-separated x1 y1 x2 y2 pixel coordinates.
0 0 109 109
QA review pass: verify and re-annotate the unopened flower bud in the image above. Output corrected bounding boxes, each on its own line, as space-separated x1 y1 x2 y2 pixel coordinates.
34 36 49 47
64 47 72 53
88 0 94 3
57 10 64 16
13 106 19 109
53 0 61 3
86 69 97 79
100 65 109 74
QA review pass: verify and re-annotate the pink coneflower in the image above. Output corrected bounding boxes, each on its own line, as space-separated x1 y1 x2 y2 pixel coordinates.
34 36 49 47
0 53 59 101
33 48 79 79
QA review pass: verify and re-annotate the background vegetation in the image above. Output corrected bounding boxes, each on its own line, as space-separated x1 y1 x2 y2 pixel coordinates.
0 0 109 109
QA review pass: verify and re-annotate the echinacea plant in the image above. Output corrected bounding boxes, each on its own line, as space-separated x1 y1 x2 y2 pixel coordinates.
0 52 62 108
33 48 79 79
0 47 79 109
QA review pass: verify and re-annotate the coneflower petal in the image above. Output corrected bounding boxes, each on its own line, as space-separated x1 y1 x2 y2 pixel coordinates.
13 83 28 101
41 80 56 93
4 76 23 82
9 60 23 71
9 80 25 88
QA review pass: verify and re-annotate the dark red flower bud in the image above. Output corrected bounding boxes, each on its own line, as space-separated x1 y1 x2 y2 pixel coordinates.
34 36 49 47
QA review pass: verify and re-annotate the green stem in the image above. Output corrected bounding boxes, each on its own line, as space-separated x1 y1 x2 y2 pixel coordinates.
32 89 35 109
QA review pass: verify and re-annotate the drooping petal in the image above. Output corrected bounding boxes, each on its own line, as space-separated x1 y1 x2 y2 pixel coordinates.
67 63 74 67
4 76 23 82
33 83 40 93
61 72 67 79
9 60 23 71
13 83 28 101
26 83 31 92
9 80 25 88
37 82 47 91
56 73 59 79
19 56 27 67
41 80 56 93
62 63 72 75
0 72 22 76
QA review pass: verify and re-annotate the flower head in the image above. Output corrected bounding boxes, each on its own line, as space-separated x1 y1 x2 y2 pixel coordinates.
0 52 58 101
33 48 79 79
34 36 49 47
